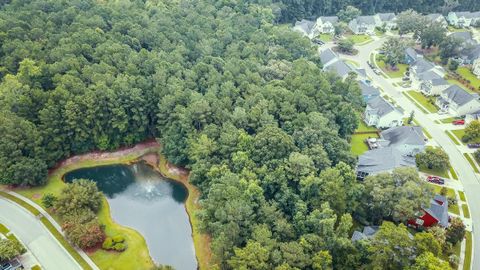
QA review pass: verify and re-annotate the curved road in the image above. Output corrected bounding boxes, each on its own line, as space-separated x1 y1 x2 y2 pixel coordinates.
338 37 479 270
0 198 81 270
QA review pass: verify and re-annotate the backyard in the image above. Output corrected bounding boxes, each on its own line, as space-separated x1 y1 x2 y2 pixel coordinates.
457 67 480 89
350 133 378 156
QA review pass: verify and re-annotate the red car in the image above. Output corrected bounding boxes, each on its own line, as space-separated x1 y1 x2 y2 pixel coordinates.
452 119 465 125
427 176 445 185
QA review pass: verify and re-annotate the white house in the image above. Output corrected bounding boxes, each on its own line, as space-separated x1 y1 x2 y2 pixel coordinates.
375 13 397 30
418 70 450 96
436 85 480 116
426 13 448 28
312 16 338 35
447 11 480 28
348 16 376 35
364 96 404 128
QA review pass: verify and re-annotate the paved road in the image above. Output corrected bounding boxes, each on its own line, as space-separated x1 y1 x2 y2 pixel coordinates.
339 37 479 270
0 198 81 270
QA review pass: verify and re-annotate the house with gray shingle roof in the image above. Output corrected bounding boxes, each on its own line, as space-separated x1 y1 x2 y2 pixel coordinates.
436 85 480 116
447 11 480 28
358 81 380 102
293 19 315 38
472 45 480 78
356 147 416 179
374 13 397 30
312 16 338 35
348 16 376 35
364 96 404 128
320 48 338 68
418 70 449 96
426 13 448 28
380 126 426 156
405 47 420 64
351 226 379 242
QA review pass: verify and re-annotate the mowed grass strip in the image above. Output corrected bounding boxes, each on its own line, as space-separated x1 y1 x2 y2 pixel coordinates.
462 204 470 218
464 153 480 173
459 191 466 202
406 91 438 113
445 131 461 145
402 92 428 114
464 231 472 270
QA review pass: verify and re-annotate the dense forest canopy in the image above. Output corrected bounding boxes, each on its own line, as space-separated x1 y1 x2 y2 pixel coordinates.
257 0 480 22
0 0 447 269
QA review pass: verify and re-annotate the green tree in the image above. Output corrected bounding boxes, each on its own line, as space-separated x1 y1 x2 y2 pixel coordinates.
312 250 332 270
0 238 25 261
337 39 354 54
439 36 463 64
410 252 451 270
416 148 450 171
55 179 103 216
414 232 441 256
41 193 57 209
337 6 361 23
419 24 446 49
360 168 432 223
462 120 480 143
445 217 465 245
396 10 429 36
381 37 410 67
62 219 105 249
369 222 415 270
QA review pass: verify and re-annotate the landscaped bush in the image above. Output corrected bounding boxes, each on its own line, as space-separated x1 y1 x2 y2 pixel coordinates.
102 235 126 252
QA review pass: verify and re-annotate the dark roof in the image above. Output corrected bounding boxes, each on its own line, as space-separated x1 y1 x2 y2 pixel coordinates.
319 16 338 23
366 96 403 117
450 32 476 47
431 78 449 86
320 48 337 66
357 147 416 174
417 70 443 81
294 19 315 35
443 85 475 106
425 195 449 227
325 59 353 77
426 13 444 20
413 58 435 74
359 81 380 97
405 47 418 61
454 11 480 19
465 45 480 61
356 16 376 25
378 13 396 21
381 126 426 146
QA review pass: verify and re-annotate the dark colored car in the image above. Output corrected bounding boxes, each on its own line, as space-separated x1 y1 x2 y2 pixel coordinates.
427 175 445 185
468 143 480 148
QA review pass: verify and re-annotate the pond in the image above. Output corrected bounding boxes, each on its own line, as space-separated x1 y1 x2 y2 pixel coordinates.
64 162 197 270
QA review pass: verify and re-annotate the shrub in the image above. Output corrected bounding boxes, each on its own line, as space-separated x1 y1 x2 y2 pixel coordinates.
113 242 127 251
63 220 105 249
112 235 125 243
102 237 114 250
41 193 57 209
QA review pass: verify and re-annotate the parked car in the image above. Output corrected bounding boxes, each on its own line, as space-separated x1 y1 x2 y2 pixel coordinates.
452 119 465 125
427 176 444 185
312 38 324 45
468 143 480 149
402 77 410 81
373 68 381 75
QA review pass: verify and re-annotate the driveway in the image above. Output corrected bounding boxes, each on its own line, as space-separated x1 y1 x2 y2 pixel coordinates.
0 198 81 270
342 37 480 270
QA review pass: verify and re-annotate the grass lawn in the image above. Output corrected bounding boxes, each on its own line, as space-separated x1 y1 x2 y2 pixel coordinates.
318 34 333 42
464 231 472 270
350 133 378 156
457 67 480 89
356 120 378 133
449 166 459 180
464 153 480 173
451 129 466 143
459 191 466 202
345 59 360 67
406 91 438 113
0 224 9 234
449 203 460 215
347 34 373 44
445 131 461 145
440 117 456 124
375 55 408 78
428 184 456 198
462 204 470 218
403 92 428 114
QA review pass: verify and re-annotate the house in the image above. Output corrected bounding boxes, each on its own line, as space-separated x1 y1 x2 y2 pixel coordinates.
312 16 338 35
418 70 450 96
351 226 379 242
426 13 448 28
436 85 480 116
320 48 338 68
450 31 478 47
447 11 480 28
410 58 436 79
473 47 480 78
356 147 416 180
293 19 315 38
409 195 449 228
348 16 376 35
358 80 380 102
375 13 397 30
380 126 426 156
405 47 420 65
364 96 404 128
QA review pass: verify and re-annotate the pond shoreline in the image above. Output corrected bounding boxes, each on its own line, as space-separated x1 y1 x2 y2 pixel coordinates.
10 140 212 270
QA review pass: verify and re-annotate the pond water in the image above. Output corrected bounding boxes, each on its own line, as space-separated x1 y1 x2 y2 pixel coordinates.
64 162 197 270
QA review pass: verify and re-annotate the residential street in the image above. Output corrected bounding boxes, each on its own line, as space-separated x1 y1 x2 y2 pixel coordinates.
338 37 480 270
0 198 81 270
